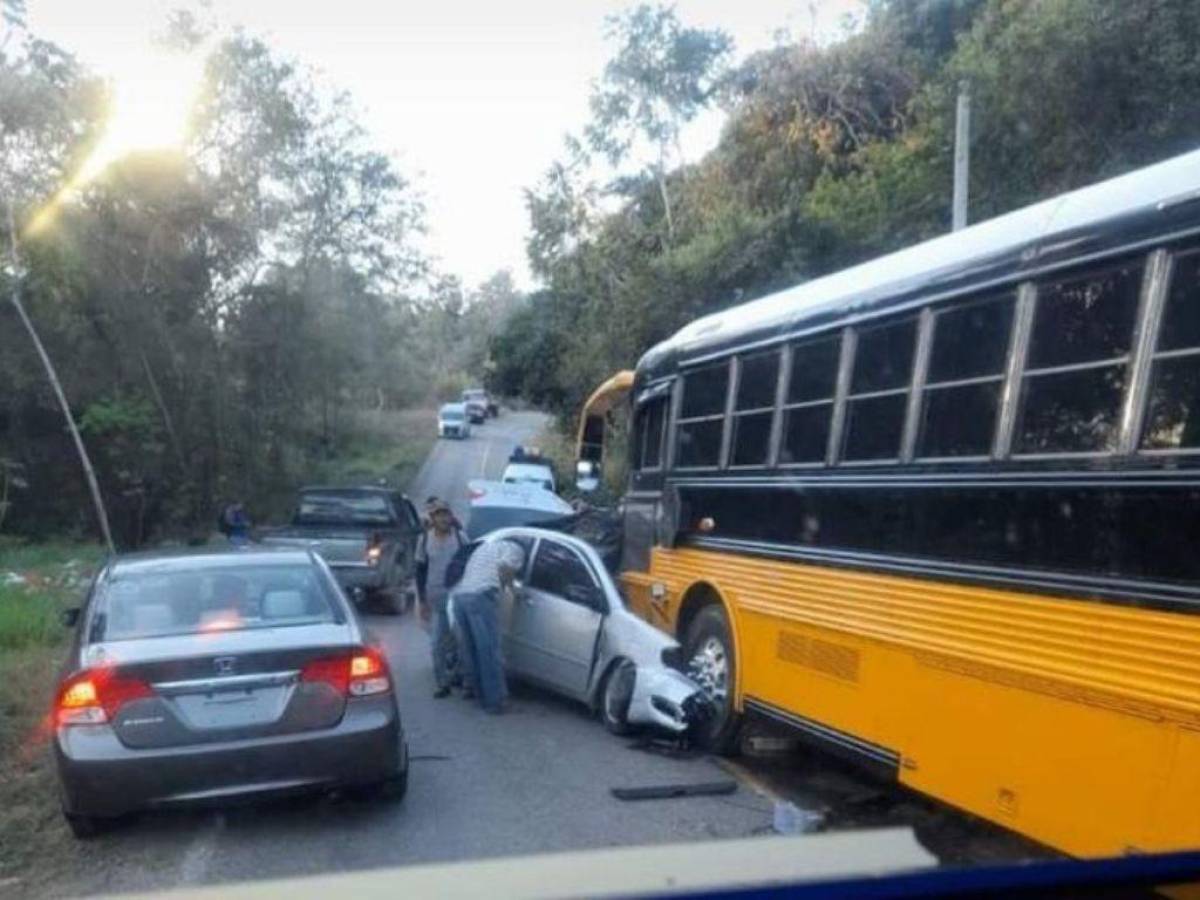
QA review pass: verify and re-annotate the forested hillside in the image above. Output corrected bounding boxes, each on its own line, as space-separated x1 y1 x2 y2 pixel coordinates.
0 7 507 545
492 0 1200 424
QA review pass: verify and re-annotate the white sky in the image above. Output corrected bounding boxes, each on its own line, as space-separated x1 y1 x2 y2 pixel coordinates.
28 0 862 290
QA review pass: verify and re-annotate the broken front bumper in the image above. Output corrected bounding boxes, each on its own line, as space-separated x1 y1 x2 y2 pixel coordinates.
626 666 711 734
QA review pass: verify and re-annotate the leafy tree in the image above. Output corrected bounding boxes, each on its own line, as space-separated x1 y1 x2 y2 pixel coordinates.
584 4 732 242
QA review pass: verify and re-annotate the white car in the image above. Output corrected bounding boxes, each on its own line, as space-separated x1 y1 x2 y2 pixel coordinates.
453 527 710 735
502 461 556 493
438 403 471 439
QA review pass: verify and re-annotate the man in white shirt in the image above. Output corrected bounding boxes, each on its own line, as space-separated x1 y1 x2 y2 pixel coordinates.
453 537 526 714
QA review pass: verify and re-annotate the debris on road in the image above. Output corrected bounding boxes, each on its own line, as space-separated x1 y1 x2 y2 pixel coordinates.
772 801 825 835
611 779 738 801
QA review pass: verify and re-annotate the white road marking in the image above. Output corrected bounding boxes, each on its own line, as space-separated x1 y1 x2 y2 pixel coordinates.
480 438 492 479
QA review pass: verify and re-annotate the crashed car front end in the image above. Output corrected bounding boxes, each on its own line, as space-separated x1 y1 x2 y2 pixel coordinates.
593 609 712 735
625 664 712 734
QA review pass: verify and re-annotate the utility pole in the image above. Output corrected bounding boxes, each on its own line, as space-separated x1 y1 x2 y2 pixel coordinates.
952 81 971 231
5 202 116 553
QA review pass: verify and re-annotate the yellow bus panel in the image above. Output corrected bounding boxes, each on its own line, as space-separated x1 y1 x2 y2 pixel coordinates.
623 546 1200 858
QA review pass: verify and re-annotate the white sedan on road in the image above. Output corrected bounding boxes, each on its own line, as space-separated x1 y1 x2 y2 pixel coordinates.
456 527 709 736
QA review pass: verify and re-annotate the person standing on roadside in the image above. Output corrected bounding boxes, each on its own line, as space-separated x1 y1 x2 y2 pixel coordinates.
415 499 467 698
453 538 525 714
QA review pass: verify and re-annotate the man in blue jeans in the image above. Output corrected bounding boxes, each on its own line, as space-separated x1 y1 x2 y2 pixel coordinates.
453 537 525 714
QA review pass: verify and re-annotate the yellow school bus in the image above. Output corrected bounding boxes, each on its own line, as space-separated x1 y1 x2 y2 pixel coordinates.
576 150 1200 858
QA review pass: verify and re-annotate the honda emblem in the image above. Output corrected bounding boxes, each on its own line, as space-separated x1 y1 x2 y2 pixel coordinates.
214 656 236 676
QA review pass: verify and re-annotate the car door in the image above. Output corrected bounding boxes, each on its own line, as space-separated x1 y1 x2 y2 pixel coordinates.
508 538 605 700
390 494 422 583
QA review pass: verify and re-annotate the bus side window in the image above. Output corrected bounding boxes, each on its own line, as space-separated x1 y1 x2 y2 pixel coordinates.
917 294 1015 459
841 318 917 462
1142 248 1200 451
1015 259 1144 455
780 334 840 466
730 350 779 467
634 397 667 470
675 362 729 469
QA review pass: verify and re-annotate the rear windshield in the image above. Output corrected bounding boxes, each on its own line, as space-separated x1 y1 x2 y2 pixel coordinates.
296 492 393 525
467 506 565 539
504 475 554 491
94 563 341 641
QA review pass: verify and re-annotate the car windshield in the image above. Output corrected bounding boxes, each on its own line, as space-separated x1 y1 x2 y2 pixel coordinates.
296 493 392 525
94 563 339 641
441 409 465 421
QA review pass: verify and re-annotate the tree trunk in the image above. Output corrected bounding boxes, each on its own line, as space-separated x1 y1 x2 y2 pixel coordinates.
656 161 676 244
5 202 116 553
139 348 187 474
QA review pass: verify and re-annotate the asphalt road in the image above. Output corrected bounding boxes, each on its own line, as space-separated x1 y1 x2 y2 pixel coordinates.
45 410 776 898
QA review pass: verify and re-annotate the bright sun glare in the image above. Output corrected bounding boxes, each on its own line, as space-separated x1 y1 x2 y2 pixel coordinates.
28 47 205 235
79 50 206 181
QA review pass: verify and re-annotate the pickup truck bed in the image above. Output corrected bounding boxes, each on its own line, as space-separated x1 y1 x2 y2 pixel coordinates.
259 487 422 613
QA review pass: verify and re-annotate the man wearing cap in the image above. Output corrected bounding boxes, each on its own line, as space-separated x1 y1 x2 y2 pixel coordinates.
453 537 526 714
415 498 467 698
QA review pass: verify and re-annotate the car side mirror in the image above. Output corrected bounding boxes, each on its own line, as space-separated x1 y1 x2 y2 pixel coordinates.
60 607 81 628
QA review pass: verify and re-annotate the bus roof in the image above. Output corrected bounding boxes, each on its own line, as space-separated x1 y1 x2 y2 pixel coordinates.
637 147 1200 384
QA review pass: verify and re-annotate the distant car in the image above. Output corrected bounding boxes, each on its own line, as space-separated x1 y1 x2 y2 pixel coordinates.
462 388 498 418
52 547 408 838
465 480 573 538
258 487 421 614
461 396 487 424
502 461 557 494
438 403 471 438
453 527 709 736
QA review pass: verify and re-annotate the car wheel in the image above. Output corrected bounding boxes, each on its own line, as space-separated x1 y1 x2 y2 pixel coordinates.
379 764 408 802
600 659 636 736
683 605 742 755
63 811 106 840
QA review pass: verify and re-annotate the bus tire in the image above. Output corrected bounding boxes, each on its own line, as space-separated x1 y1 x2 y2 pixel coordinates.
684 604 742 755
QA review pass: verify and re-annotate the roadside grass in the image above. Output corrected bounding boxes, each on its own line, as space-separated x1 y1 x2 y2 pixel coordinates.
0 540 102 888
311 408 436 492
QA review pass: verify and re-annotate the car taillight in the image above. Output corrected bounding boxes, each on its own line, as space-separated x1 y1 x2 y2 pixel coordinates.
55 668 153 727
301 648 390 698
468 486 486 500
349 648 389 696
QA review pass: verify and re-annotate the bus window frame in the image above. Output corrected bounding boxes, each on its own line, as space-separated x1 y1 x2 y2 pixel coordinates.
1129 247 1200 456
673 359 732 471
837 316 920 466
912 294 1016 464
776 334 840 470
633 394 669 474
1009 255 1152 460
728 347 783 470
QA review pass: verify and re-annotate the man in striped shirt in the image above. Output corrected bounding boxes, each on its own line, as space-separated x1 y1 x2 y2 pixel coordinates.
454 537 526 714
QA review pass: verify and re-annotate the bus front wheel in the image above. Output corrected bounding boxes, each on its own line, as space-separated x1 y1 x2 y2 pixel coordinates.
684 604 742 755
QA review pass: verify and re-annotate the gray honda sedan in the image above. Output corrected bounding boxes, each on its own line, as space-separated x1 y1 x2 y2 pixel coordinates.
52 547 408 838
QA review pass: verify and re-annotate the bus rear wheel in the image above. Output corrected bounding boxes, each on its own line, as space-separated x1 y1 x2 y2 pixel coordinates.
683 604 742 755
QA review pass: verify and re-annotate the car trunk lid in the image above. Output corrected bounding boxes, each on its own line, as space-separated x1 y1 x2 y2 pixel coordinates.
81 623 359 749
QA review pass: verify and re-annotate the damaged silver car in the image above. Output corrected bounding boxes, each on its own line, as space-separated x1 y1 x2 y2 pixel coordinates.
458 527 710 735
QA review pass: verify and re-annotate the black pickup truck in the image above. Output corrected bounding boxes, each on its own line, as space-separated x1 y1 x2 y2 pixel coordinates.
259 486 421 613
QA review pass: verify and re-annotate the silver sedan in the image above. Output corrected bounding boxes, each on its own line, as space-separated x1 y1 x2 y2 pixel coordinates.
52 547 408 838
461 527 709 735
